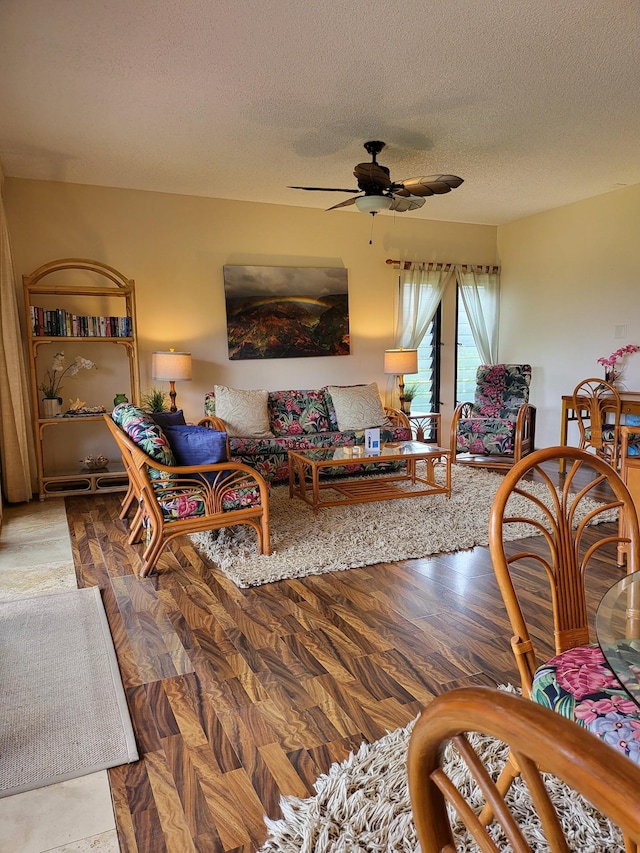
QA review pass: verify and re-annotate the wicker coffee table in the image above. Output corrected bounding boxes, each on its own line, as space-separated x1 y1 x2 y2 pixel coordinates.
288 441 451 513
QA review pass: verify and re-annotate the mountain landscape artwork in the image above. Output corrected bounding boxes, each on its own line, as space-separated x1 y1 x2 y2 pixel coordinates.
223 265 350 359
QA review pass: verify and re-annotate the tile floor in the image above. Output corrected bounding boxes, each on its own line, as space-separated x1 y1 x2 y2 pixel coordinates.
0 499 119 853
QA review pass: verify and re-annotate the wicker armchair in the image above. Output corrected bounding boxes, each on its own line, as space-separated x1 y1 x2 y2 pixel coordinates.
450 363 536 468
105 412 270 577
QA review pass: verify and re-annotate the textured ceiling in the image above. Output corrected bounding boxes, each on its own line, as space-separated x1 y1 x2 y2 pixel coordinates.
2 0 640 225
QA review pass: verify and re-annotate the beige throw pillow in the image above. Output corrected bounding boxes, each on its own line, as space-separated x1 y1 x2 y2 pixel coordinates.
214 385 273 437
327 383 388 431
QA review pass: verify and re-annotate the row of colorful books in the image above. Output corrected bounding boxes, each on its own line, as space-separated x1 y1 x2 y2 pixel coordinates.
30 306 133 338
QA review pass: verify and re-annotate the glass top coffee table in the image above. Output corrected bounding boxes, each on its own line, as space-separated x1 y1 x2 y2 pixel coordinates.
596 573 640 707
288 441 451 513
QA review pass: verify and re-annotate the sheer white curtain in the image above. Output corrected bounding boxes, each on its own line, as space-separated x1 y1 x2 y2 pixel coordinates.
395 262 455 348
0 164 37 504
455 265 500 365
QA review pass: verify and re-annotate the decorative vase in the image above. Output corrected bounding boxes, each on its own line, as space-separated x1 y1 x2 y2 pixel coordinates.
113 393 129 407
41 397 62 418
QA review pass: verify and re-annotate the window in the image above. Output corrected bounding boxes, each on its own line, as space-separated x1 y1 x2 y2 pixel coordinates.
456 290 482 404
412 305 441 414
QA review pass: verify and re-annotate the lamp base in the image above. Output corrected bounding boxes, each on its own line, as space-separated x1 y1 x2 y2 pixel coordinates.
398 375 407 414
169 381 177 413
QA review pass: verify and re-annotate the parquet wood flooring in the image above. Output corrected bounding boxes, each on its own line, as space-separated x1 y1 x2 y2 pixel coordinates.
64 464 627 853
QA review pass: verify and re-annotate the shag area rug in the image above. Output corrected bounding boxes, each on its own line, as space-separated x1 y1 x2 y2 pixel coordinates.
259 696 623 852
0 586 138 797
191 464 616 588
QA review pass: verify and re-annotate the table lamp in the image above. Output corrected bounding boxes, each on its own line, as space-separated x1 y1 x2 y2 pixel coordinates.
152 349 192 412
384 348 418 414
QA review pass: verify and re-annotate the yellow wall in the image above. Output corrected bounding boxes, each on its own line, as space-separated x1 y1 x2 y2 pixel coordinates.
9 176 640 467
498 183 640 448
5 178 497 434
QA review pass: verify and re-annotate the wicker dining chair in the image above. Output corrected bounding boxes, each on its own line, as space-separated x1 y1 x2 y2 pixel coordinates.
572 377 623 467
408 686 640 852
483 445 640 844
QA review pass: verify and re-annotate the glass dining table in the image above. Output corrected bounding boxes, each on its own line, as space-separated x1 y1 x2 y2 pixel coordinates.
596 573 640 706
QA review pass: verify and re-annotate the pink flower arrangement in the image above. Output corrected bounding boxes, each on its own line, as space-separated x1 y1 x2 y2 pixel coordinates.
597 344 640 382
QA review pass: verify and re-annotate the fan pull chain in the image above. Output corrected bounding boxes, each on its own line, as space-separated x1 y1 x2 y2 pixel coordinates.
369 212 377 245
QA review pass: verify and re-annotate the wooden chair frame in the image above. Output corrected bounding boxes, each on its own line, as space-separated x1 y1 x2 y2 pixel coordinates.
618 424 640 567
450 400 536 468
483 445 640 847
105 414 270 577
408 686 640 852
572 377 622 467
489 445 640 696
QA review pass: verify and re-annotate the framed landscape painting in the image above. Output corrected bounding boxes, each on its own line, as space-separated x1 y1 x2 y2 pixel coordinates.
223 265 350 360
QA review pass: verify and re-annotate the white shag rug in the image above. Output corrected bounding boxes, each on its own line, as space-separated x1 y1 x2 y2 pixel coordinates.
259 695 623 853
191 464 617 588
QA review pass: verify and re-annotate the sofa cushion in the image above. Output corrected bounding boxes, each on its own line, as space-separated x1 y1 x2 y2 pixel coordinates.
227 425 410 483
151 409 187 428
112 403 176 475
229 425 406 455
164 425 228 466
625 414 640 456
268 389 332 436
214 385 273 437
473 364 531 419
326 383 389 431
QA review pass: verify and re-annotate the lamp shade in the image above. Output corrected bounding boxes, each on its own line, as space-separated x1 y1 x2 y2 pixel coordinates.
384 348 418 375
152 351 192 382
355 195 393 214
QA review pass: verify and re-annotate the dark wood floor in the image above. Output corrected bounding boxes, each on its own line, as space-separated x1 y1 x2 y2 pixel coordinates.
64 464 627 853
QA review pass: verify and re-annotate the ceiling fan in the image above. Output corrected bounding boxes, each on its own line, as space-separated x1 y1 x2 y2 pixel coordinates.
288 140 463 216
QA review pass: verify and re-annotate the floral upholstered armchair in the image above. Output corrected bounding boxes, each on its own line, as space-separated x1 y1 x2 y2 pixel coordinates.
105 404 270 577
449 364 536 466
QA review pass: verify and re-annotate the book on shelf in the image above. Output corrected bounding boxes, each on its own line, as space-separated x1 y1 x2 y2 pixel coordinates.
30 306 132 338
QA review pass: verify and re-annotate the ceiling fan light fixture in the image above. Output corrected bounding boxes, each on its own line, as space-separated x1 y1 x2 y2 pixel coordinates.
355 195 393 214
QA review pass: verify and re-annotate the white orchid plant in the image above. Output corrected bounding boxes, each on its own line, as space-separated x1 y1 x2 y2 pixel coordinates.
38 351 96 400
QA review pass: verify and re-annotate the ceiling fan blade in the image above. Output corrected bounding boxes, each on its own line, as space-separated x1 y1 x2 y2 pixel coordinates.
288 186 360 193
394 175 464 197
353 162 392 190
389 196 426 212
326 197 358 211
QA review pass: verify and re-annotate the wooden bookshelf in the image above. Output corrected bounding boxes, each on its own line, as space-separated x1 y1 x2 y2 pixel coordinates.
23 259 141 500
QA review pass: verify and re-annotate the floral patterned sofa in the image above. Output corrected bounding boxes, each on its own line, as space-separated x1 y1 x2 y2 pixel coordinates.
449 363 536 466
203 384 412 484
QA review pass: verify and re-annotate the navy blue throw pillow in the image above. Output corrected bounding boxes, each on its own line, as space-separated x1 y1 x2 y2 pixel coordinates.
151 410 187 429
164 425 228 466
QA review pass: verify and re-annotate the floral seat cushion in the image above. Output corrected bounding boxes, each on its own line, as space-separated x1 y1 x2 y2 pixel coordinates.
153 480 263 522
455 418 517 455
228 425 410 483
624 415 640 456
532 644 640 765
